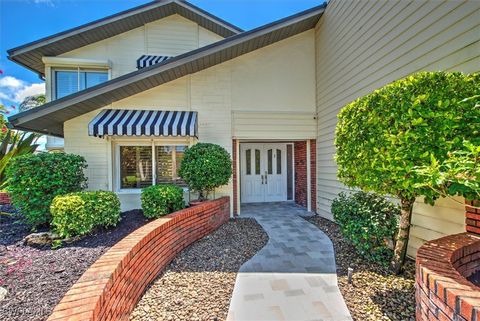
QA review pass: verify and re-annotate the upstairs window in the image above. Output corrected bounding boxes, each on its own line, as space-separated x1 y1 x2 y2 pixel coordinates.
54 68 108 99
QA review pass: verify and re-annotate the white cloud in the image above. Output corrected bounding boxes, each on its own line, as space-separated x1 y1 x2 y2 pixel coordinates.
0 76 45 109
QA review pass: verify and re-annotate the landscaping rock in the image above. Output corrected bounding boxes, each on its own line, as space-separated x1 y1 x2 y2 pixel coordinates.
130 218 268 321
305 216 415 321
23 232 60 246
0 287 7 300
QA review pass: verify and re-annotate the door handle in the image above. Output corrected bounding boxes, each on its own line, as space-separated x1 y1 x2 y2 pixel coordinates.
261 175 264 184
264 172 268 184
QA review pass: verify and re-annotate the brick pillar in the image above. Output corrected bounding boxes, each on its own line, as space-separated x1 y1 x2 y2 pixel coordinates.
294 140 316 211
232 139 238 216
466 200 480 235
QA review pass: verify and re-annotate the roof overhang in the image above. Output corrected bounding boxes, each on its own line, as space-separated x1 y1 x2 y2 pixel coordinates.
7 0 243 77
8 4 326 137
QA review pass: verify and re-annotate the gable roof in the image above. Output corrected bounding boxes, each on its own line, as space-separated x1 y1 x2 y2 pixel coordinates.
7 0 243 77
8 4 326 137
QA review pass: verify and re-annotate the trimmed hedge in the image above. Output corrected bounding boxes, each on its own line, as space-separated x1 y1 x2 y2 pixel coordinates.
331 191 399 265
141 184 184 219
7 153 87 226
51 191 121 238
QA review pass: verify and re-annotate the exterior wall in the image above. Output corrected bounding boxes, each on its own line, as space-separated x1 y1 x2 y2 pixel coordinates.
314 0 480 257
294 140 316 210
63 31 316 213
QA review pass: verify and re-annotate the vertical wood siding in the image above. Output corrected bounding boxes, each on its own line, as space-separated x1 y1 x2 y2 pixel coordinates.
314 0 480 257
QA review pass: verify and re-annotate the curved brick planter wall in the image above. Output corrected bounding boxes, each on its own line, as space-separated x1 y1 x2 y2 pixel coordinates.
47 197 230 321
0 191 11 205
416 233 480 321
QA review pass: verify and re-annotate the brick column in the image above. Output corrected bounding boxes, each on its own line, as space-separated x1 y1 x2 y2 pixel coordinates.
232 139 238 216
466 200 480 235
294 140 316 211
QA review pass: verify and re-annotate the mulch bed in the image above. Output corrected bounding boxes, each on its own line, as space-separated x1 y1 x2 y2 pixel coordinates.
0 206 150 321
305 216 415 321
130 218 268 321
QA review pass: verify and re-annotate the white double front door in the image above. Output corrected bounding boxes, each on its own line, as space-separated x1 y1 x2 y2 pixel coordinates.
240 143 287 203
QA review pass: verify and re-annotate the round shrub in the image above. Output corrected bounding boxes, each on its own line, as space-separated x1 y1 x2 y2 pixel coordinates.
141 184 184 218
178 143 232 200
332 191 399 265
51 191 121 238
7 152 87 226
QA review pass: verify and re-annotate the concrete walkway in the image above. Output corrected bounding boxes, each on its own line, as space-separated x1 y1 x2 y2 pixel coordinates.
227 203 352 321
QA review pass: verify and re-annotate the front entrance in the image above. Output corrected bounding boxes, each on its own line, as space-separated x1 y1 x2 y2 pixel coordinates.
240 143 288 203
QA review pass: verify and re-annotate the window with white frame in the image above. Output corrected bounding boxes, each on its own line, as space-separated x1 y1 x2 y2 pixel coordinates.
118 144 187 189
53 68 108 99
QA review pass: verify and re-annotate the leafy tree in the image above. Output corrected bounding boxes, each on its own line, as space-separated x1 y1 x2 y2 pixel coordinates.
335 71 480 273
179 143 232 201
19 94 46 112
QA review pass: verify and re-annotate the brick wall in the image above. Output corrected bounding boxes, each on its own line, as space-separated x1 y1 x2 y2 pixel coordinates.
0 191 11 205
294 140 316 210
47 197 230 321
466 200 480 235
416 233 480 321
232 139 238 216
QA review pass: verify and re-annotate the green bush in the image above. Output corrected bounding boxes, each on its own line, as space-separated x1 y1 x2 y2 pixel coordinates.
51 191 121 238
141 184 184 218
178 143 232 200
7 153 87 226
332 191 399 265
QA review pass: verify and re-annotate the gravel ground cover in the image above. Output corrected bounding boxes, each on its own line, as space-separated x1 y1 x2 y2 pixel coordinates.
305 216 415 321
130 218 268 321
0 206 149 321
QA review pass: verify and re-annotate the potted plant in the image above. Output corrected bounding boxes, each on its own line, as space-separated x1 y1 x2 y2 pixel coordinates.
179 143 232 206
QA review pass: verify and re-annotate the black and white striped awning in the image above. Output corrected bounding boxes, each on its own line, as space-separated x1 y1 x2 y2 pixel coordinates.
136 55 172 69
88 110 198 137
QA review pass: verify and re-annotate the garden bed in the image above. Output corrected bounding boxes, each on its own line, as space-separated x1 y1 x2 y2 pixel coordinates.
130 218 268 321
0 206 149 321
305 216 415 321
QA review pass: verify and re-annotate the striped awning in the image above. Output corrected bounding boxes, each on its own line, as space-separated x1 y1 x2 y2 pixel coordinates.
136 55 172 69
88 109 198 137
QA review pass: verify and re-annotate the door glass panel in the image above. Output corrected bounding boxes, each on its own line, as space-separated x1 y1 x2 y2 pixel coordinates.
245 149 251 175
276 149 282 174
287 145 293 200
267 149 273 174
255 149 261 175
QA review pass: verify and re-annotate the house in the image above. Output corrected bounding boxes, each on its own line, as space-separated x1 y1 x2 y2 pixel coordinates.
7 0 480 257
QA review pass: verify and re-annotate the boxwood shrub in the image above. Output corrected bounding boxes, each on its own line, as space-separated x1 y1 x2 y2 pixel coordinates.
7 153 87 226
50 191 121 238
141 184 184 219
331 191 399 264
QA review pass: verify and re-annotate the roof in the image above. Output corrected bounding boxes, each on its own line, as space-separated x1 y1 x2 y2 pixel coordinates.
7 0 243 77
8 4 326 137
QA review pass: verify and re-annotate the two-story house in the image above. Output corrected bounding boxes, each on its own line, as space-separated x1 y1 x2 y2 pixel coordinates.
7 0 480 257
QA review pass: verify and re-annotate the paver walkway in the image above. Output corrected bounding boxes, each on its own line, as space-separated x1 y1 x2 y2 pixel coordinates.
227 202 352 321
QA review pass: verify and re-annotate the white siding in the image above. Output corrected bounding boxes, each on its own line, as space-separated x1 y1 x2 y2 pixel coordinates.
63 31 316 213
314 0 480 257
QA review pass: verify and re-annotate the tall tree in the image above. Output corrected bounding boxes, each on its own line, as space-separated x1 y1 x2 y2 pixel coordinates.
19 94 46 112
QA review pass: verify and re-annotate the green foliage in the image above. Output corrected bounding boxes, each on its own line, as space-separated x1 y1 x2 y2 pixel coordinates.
335 71 480 203
141 184 184 218
332 191 399 264
0 131 40 188
178 143 232 200
50 191 121 238
6 153 87 226
414 141 480 201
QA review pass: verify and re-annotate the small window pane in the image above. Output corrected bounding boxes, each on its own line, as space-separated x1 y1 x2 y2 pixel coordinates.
287 145 293 200
174 146 186 185
245 149 251 175
267 149 273 174
156 146 173 184
276 149 282 174
55 71 78 99
86 71 108 88
120 146 152 189
255 149 261 175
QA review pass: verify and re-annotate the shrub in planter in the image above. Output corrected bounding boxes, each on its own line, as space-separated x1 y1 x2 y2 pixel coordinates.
179 143 232 201
7 153 87 226
331 191 399 265
141 184 184 218
51 191 121 238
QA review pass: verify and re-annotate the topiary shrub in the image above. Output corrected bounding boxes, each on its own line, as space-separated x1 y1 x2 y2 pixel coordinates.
7 153 87 227
50 191 121 238
332 191 399 265
335 71 480 273
141 184 184 218
178 143 232 201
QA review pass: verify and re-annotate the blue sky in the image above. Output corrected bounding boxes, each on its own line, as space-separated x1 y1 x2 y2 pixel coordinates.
0 0 322 111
